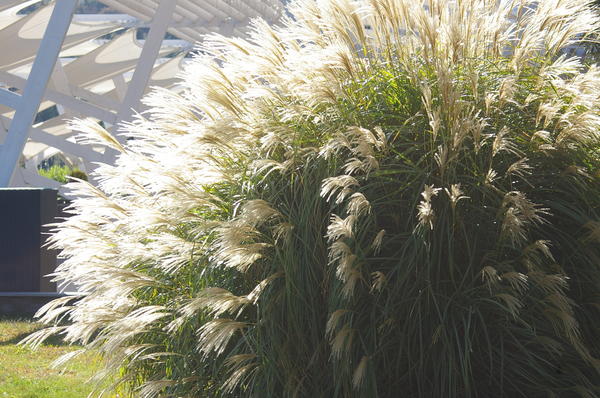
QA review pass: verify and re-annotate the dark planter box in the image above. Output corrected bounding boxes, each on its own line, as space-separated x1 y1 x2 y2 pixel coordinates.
0 188 59 292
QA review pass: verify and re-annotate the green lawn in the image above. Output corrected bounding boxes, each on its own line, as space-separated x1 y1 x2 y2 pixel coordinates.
0 317 120 398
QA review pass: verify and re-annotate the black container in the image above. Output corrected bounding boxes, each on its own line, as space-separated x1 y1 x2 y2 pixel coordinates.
0 188 58 292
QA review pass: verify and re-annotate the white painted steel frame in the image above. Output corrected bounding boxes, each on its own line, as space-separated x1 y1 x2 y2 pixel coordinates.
0 88 20 110
0 0 78 186
0 0 283 191
0 70 119 121
0 0 178 188
114 0 177 141
99 0 283 43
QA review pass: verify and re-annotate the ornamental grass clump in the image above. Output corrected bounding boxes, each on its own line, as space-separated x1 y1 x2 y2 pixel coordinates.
26 0 600 397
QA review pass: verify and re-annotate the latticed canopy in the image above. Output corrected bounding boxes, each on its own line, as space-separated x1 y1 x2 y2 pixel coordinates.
0 0 283 197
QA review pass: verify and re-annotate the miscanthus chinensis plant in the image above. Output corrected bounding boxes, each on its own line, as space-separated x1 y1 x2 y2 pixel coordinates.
25 0 600 397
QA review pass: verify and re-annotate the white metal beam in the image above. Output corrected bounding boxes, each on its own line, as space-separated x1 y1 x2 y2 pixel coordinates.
113 0 178 142
51 60 72 95
0 0 78 186
0 70 120 115
112 74 128 102
0 88 21 110
27 128 106 164
51 60 71 115
99 0 155 22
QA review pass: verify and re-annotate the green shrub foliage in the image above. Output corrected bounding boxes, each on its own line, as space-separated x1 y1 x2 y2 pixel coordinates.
38 165 88 183
27 0 600 397
38 165 71 183
68 169 88 181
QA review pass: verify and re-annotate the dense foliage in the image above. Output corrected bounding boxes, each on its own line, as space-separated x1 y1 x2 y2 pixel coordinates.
38 165 87 183
26 0 600 397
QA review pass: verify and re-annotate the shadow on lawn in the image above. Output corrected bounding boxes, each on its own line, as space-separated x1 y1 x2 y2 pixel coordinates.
0 316 71 347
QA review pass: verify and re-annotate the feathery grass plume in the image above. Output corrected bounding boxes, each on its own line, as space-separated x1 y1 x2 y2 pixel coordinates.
24 0 600 396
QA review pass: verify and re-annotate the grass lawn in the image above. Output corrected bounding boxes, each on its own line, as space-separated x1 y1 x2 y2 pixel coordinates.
0 317 121 398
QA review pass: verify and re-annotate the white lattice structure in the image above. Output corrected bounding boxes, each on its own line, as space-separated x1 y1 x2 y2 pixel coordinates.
0 0 284 198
